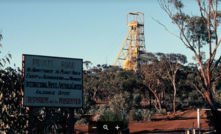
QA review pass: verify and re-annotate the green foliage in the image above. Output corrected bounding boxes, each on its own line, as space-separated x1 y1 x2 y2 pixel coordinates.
77 92 93 115
135 109 143 121
88 104 109 122
156 108 167 115
88 105 99 115
99 110 122 122
75 118 87 125
0 33 12 67
98 110 129 129
32 107 69 134
213 90 221 107
165 95 170 101
127 108 153 121
188 90 204 105
96 104 108 115
0 68 28 134
0 67 70 133
84 66 144 102
127 109 136 121
110 91 133 116
74 114 81 120
141 109 153 121
132 92 142 107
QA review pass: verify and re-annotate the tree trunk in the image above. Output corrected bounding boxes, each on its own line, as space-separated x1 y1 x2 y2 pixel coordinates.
157 97 162 111
158 93 161 106
149 92 152 110
93 87 97 101
163 90 165 105
172 82 177 116
152 92 161 110
154 103 159 111
146 86 162 110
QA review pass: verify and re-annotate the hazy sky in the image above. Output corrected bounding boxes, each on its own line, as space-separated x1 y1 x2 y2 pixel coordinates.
0 0 220 69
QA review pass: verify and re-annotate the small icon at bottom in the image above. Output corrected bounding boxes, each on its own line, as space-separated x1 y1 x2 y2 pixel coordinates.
115 125 120 130
103 124 109 130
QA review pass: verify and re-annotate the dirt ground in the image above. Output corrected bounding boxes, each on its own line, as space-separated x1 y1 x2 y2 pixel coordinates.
75 109 211 134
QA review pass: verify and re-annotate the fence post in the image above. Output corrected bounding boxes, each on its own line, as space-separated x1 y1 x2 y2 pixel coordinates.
187 130 189 134
193 128 195 134
197 109 200 134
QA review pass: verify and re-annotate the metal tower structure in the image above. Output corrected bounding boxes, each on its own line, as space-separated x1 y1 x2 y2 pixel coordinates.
114 12 146 71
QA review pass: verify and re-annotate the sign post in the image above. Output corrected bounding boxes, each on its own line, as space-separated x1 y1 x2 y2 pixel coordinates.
68 108 75 133
22 54 83 134
28 107 33 134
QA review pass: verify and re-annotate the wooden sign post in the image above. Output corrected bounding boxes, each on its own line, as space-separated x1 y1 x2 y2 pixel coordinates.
68 108 75 134
28 107 33 134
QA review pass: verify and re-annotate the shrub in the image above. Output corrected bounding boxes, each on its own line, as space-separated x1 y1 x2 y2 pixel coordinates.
156 108 167 115
32 107 69 134
75 118 87 125
127 109 136 121
135 109 143 121
141 109 153 121
214 90 221 107
0 68 28 134
110 91 133 117
96 104 107 115
127 108 153 121
0 68 70 134
88 105 99 115
74 114 81 120
94 115 102 122
99 110 122 122
77 92 93 115
188 90 204 106
89 104 108 116
133 92 142 107
98 110 129 129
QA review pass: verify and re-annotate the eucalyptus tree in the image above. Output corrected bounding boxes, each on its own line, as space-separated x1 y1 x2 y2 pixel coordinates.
83 60 92 71
158 0 221 131
142 66 162 110
0 68 28 133
140 52 166 111
0 32 12 67
156 53 187 114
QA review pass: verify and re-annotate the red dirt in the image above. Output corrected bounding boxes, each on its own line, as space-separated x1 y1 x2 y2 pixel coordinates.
75 109 211 134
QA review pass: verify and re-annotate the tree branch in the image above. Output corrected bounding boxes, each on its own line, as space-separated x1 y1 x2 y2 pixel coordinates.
194 67 207 91
211 38 221 62
197 0 210 35
151 16 191 49
211 55 221 74
211 75 221 83
190 82 205 98
151 16 179 38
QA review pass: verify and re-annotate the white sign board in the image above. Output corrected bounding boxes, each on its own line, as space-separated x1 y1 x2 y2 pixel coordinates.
22 54 83 108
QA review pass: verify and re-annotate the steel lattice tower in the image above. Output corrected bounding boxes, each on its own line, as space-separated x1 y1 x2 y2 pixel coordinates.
114 12 146 71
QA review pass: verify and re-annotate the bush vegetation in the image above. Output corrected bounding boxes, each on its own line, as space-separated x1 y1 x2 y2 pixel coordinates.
127 108 153 121
156 108 167 115
2 53 221 132
75 118 87 125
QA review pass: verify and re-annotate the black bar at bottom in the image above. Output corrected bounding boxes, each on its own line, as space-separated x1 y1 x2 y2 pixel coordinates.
88 121 123 134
